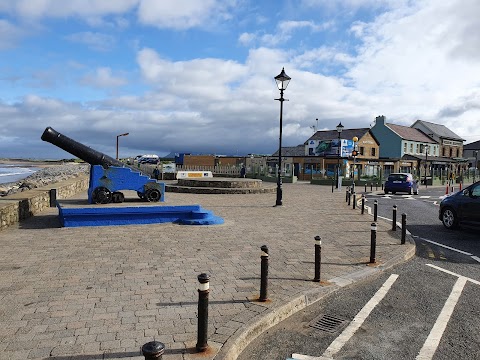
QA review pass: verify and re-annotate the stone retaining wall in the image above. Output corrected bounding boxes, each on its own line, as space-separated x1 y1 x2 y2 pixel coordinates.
0 175 89 231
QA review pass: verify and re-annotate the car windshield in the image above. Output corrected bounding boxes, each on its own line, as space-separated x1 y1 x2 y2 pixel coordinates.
388 174 408 182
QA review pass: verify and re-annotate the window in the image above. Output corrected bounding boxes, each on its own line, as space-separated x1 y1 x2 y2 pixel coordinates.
404 143 407 153
416 144 420 153
410 144 413 153
359 147 364 155
371 148 376 156
450 148 453 157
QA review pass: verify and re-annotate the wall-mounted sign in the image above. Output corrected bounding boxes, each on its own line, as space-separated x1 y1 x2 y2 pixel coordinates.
307 139 354 157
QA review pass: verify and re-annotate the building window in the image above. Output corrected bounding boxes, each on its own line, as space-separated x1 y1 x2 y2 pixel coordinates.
371 148 376 156
416 144 420 153
359 147 364 155
450 148 453 157
410 144 413 153
452 148 456 157
404 143 407 153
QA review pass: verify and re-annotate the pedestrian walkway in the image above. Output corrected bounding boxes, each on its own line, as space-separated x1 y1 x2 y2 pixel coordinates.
0 182 415 360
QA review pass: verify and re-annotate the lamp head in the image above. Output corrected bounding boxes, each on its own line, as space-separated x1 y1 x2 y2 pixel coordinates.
336 122 344 133
352 136 358 142
274 67 291 91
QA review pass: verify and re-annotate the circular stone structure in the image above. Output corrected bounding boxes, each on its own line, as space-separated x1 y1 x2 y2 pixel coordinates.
166 177 277 194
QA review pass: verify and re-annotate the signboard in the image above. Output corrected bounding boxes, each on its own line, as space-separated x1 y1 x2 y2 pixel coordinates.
307 139 354 157
176 171 213 179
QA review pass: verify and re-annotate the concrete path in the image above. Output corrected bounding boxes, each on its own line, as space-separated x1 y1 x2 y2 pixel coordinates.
0 182 415 359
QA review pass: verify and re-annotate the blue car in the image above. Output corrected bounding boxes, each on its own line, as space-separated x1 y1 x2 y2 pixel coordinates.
384 173 418 195
439 181 480 229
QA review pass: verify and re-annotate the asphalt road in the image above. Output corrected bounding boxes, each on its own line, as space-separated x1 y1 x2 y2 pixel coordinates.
238 186 480 360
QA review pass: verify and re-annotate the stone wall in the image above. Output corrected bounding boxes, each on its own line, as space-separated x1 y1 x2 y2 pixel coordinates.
0 175 89 231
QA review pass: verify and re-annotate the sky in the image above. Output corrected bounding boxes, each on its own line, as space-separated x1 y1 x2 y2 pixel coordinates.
1 0 479 160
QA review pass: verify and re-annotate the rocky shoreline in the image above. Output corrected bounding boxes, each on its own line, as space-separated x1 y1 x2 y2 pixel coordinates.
0 162 89 197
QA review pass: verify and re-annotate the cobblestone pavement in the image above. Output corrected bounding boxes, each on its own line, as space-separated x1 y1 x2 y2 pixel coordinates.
0 182 414 360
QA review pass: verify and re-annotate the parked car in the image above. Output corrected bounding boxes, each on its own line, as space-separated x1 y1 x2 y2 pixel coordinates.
439 181 480 229
138 155 159 164
384 173 418 195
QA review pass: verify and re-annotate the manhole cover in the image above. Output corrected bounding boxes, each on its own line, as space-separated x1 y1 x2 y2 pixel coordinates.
309 314 348 333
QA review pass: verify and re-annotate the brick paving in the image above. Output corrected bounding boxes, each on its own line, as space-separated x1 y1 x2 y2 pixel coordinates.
0 182 414 360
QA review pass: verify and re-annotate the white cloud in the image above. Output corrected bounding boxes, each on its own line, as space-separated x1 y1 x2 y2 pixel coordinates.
0 19 25 49
65 32 115 52
80 67 127 89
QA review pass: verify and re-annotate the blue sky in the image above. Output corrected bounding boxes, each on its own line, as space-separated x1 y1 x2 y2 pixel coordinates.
1 0 479 159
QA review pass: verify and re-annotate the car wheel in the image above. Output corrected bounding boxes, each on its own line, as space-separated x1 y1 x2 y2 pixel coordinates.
441 208 458 229
384 189 389 194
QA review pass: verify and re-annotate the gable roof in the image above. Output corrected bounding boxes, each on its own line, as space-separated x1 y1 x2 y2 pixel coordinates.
464 140 480 150
271 145 305 157
306 128 378 144
411 120 465 141
386 123 436 143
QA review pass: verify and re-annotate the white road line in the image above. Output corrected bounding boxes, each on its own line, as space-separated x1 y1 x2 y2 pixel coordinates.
416 277 467 360
322 274 399 358
471 256 480 263
426 264 480 285
419 238 472 256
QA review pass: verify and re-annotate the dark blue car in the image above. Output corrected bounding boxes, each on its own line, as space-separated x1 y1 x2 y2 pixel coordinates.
384 173 418 195
439 181 480 229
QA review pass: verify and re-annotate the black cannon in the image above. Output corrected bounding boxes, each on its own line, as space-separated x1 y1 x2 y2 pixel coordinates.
41 127 165 204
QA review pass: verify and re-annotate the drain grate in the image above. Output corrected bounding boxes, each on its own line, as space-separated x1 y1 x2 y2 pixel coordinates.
309 314 348 333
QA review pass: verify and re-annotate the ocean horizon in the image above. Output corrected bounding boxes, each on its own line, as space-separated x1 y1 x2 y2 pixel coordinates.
0 164 40 184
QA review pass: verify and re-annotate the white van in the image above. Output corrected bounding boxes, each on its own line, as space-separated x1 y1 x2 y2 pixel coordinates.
138 154 159 164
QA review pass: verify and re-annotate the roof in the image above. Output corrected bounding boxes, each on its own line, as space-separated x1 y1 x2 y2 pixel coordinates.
411 120 465 141
387 124 436 143
306 128 378 144
271 145 305 157
464 140 480 150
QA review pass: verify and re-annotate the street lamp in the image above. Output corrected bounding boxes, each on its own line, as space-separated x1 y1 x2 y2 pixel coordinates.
116 132 129 160
275 68 291 206
274 67 291 206
335 122 344 188
424 143 428 189
474 150 479 183
352 136 358 192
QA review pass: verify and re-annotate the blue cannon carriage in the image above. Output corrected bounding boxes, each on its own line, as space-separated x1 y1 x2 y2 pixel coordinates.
41 127 165 204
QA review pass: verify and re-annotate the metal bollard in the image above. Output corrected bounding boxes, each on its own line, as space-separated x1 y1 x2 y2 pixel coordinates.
392 205 397 231
314 236 321 282
346 188 349 202
374 200 378 222
348 189 351 206
49 188 57 207
142 341 165 360
370 183 373 191
196 273 210 352
382 183 384 190
332 178 334 193
353 192 356 209
364 183 367 192
259 245 269 301
401 213 407 244
370 223 377 264
361 195 365 214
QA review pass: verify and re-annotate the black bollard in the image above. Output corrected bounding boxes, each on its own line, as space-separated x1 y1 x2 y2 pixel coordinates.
348 189 351 206
142 341 165 360
374 200 378 222
370 183 373 191
364 183 367 192
196 273 210 352
346 187 350 202
353 192 356 209
49 188 57 207
314 236 321 282
382 183 384 190
392 205 397 231
259 245 269 301
361 195 365 214
331 178 334 193
401 213 407 244
370 222 377 264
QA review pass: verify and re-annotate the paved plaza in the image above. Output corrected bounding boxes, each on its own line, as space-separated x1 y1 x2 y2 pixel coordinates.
0 182 414 360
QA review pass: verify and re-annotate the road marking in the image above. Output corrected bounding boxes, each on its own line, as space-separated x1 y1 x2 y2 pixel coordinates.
416 277 467 360
426 264 480 285
471 256 480 263
415 237 472 256
322 274 399 358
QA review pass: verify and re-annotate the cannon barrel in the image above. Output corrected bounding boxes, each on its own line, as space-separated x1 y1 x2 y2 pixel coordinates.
41 127 125 168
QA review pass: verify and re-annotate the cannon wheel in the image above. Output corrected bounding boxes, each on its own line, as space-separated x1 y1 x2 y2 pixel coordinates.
112 192 125 203
92 187 112 204
145 189 161 202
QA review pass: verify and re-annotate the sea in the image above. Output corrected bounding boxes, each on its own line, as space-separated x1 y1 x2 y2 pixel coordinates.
0 164 40 184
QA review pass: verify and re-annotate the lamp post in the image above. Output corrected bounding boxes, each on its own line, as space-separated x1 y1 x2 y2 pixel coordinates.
352 136 358 192
116 132 129 160
424 143 428 189
274 68 291 206
474 150 479 183
335 122 344 189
